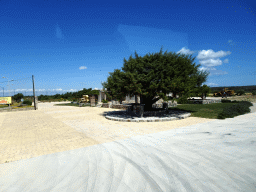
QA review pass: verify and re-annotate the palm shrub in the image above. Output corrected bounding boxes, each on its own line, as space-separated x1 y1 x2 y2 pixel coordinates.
102 99 108 103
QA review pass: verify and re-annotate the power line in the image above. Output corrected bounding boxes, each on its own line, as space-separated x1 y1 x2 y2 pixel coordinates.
0 77 31 84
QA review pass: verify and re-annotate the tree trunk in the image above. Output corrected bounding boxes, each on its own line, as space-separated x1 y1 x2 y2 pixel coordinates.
173 92 177 99
140 95 161 111
135 94 138 104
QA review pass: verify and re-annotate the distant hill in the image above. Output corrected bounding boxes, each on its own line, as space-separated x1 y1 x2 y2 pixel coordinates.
209 85 256 93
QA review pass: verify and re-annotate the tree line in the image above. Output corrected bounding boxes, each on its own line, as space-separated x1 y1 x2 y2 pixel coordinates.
11 88 101 102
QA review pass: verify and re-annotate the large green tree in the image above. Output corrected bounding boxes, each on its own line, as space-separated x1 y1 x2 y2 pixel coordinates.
13 93 24 102
188 70 210 99
101 69 128 103
101 47 209 111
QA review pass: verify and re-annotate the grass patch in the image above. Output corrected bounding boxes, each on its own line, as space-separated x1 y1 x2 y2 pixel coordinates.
0 105 9 108
53 100 254 119
169 103 240 119
12 106 34 109
0 102 34 109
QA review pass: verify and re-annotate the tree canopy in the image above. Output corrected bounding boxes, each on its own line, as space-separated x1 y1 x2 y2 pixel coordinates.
13 93 24 102
101 47 209 110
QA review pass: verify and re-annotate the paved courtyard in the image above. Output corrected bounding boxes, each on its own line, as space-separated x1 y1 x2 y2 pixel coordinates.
0 101 213 165
0 101 255 191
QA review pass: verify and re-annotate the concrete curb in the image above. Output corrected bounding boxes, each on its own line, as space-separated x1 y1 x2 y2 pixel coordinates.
105 112 191 122
0 107 35 112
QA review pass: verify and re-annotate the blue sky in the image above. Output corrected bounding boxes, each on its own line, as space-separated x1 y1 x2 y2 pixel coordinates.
0 0 255 96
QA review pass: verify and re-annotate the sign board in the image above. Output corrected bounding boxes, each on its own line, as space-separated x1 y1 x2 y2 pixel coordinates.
0 97 12 105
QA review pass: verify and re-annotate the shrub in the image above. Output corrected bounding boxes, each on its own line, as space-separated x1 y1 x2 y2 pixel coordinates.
221 99 239 103
22 100 32 106
38 95 49 101
239 101 253 107
217 101 252 119
221 99 232 103
187 100 195 104
236 90 245 96
252 91 256 96
102 99 108 103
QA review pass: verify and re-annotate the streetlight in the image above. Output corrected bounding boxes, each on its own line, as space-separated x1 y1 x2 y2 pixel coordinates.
2 77 14 96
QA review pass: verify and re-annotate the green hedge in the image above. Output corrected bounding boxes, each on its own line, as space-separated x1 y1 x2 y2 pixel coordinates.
221 99 239 103
217 101 253 119
22 100 32 106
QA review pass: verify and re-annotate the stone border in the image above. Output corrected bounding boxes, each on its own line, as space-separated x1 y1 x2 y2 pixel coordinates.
105 111 191 122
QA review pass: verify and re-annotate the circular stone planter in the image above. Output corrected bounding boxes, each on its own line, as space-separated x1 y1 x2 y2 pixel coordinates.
105 110 191 122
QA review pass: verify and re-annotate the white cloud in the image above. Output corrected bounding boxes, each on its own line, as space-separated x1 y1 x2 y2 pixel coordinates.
176 47 195 55
61 89 78 92
223 59 229 63
208 69 228 76
35 89 46 92
67 89 78 92
199 58 222 67
199 66 227 76
79 66 87 70
198 67 210 71
14 89 27 91
207 83 218 87
197 49 231 60
195 49 231 76
177 47 231 76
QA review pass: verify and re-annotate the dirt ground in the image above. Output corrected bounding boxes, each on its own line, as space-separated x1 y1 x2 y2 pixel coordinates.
0 101 216 164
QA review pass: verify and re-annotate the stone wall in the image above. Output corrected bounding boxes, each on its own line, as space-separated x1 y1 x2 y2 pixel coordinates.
152 101 177 108
102 103 110 108
111 104 130 110
188 99 221 104
101 100 177 109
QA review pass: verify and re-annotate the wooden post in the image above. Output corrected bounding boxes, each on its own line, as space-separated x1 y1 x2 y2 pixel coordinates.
32 75 36 110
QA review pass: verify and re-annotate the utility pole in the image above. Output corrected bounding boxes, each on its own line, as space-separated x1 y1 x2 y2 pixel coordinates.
0 87 4 97
32 75 36 110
